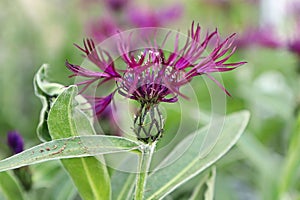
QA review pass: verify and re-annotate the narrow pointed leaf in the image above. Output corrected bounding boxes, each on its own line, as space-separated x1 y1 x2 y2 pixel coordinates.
145 110 250 200
0 135 140 172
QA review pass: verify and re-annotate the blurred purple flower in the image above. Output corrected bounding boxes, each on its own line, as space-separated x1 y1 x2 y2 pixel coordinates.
7 131 24 154
66 22 245 116
288 0 300 22
287 23 300 57
203 0 258 7
286 1 300 57
87 3 182 43
127 4 182 27
87 17 120 43
235 26 283 49
288 39 300 56
104 0 129 11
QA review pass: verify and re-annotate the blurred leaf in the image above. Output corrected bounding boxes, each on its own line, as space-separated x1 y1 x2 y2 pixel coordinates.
144 110 250 200
238 132 280 175
0 171 24 200
279 111 300 198
29 161 77 200
204 166 216 200
42 168 77 200
111 170 135 200
237 131 280 200
34 64 65 142
188 171 210 200
110 153 140 200
13 166 32 191
31 161 62 188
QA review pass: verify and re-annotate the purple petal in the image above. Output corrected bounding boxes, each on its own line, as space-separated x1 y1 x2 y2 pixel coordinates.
88 93 115 116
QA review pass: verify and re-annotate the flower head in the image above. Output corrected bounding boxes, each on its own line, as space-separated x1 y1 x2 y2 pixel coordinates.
66 22 245 142
7 131 24 154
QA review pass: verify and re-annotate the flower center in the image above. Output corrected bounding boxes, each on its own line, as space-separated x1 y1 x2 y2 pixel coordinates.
118 50 184 104
118 65 175 104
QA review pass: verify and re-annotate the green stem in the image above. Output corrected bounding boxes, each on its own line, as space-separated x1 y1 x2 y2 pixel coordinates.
134 142 156 200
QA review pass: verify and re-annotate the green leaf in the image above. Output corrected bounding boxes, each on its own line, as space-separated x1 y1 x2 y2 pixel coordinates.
29 161 77 200
48 84 111 200
111 171 135 200
34 64 65 142
110 153 140 200
188 173 209 200
278 111 300 198
145 110 250 200
47 85 95 139
188 167 216 200
0 172 24 200
41 167 77 200
204 166 216 200
0 135 140 172
47 85 138 200
237 131 279 200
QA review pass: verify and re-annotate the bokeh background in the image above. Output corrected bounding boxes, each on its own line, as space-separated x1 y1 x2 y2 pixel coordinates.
0 0 299 199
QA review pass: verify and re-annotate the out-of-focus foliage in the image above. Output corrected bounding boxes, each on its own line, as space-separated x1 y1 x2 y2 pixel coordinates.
0 0 300 199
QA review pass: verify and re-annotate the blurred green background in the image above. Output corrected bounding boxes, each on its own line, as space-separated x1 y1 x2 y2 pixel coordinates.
0 0 299 199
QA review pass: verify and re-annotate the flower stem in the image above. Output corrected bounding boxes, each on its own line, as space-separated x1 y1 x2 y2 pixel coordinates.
134 142 156 200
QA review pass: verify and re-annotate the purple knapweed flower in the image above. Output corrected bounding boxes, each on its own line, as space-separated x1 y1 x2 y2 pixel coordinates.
7 131 24 154
66 22 245 142
6 131 32 191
